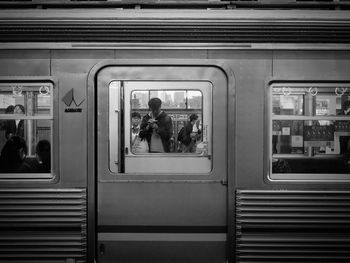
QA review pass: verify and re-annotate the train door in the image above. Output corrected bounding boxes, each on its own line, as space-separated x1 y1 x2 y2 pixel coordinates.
95 63 230 263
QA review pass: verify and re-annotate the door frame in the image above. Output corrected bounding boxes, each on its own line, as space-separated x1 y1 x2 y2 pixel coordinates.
87 59 236 262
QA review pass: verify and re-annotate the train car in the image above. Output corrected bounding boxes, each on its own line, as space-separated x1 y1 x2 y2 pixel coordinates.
0 1 350 262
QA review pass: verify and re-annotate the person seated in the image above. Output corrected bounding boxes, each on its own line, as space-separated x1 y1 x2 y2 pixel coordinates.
19 140 51 173
0 136 27 173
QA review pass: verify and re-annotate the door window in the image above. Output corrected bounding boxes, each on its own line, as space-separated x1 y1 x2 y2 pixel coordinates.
109 81 212 174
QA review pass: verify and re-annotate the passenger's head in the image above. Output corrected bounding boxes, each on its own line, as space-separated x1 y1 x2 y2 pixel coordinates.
0 136 27 172
6 136 27 159
148 98 162 117
343 100 350 111
5 105 14 114
131 112 141 127
14 104 25 114
36 140 51 170
189 114 198 123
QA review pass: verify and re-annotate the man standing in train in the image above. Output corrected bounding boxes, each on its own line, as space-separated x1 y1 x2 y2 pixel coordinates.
139 98 173 153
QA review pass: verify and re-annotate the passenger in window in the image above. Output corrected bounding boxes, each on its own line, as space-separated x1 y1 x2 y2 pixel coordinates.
5 104 25 139
18 140 51 173
131 112 149 153
139 98 173 153
36 140 51 172
0 136 27 173
338 100 350 164
177 114 202 153
131 112 142 142
2 105 14 139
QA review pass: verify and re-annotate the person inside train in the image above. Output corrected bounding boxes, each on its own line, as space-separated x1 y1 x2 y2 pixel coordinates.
131 111 149 153
2 105 15 140
139 98 173 153
338 100 350 163
0 135 27 173
18 140 51 173
177 113 202 153
5 104 25 139
131 111 142 142
35 140 51 172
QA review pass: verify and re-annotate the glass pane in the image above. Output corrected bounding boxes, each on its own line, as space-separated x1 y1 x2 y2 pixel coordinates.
272 94 304 115
271 85 350 175
0 83 53 175
0 94 25 115
130 90 204 154
36 94 51 115
131 91 148 109
148 90 187 109
272 120 304 154
187 90 202 109
0 85 51 117
0 119 51 173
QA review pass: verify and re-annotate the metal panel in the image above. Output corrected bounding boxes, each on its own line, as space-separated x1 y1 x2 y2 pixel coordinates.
236 190 350 263
51 50 114 186
98 183 227 226
0 1 350 9
273 51 350 80
0 188 87 262
0 11 350 44
0 50 50 76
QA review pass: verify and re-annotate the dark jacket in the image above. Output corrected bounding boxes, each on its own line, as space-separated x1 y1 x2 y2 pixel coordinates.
139 111 173 152
178 121 202 146
18 157 50 173
5 120 24 139
0 136 26 173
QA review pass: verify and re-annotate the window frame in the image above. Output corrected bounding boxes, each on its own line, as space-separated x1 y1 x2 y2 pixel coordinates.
268 82 350 182
95 63 230 182
128 88 204 155
110 80 213 174
0 78 57 182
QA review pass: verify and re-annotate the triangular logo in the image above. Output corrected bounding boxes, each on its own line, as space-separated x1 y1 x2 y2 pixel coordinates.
62 88 85 107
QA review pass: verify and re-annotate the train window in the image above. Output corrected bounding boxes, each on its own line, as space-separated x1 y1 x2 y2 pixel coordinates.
130 89 203 154
270 84 350 180
109 81 212 174
0 83 53 178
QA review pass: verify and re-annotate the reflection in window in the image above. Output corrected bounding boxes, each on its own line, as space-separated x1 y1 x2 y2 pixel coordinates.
130 89 205 154
271 85 350 175
0 84 52 174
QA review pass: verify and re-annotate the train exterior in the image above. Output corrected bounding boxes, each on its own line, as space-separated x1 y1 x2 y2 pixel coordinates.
0 1 350 262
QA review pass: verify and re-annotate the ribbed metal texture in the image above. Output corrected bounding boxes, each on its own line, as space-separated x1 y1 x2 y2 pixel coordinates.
0 21 350 44
0 189 87 263
236 190 350 263
0 0 350 9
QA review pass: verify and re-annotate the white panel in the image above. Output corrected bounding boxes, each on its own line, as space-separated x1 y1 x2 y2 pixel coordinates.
109 81 121 173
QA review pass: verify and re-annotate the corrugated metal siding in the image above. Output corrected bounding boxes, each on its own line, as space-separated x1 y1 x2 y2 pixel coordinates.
0 189 87 263
236 190 350 263
0 0 349 9
0 21 350 43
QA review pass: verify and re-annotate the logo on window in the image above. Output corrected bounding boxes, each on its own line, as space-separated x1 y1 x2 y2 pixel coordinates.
62 88 85 112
